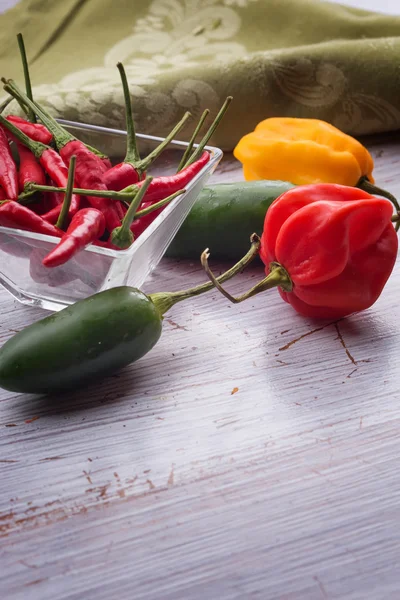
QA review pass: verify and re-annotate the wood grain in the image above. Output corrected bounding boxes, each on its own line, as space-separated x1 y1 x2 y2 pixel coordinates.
1 1 400 599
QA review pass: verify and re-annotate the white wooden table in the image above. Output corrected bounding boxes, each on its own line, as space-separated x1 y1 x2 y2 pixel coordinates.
2 1 400 599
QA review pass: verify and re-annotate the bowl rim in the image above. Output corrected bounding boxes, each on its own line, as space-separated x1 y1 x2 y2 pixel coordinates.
0 119 223 257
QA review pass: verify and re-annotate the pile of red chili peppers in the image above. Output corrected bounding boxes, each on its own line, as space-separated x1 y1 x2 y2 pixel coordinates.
0 42 231 269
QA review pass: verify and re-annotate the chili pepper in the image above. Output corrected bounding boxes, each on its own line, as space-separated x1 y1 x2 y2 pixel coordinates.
0 187 6 200
59 140 122 231
0 126 18 200
166 180 295 260
16 142 46 192
134 151 210 205
78 143 111 170
103 63 191 191
0 113 81 221
3 80 120 230
233 117 400 212
201 184 398 320
6 116 52 145
43 208 106 268
43 158 105 267
0 201 61 237
0 237 260 394
46 177 64 208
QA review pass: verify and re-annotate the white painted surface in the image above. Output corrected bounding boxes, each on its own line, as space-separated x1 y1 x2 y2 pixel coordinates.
1 1 400 599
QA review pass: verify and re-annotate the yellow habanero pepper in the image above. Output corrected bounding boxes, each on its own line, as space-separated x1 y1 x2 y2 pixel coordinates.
234 117 399 211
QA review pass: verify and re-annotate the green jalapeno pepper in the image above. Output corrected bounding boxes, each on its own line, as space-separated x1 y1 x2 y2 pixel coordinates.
0 236 261 395
166 180 295 260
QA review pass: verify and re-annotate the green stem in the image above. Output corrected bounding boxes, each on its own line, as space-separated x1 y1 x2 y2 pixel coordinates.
357 176 400 212
117 62 141 165
16 33 36 123
56 155 76 230
134 111 192 177
110 177 152 248
201 255 292 304
0 96 13 114
182 96 232 169
177 109 209 172
149 234 261 315
24 182 135 201
133 189 185 219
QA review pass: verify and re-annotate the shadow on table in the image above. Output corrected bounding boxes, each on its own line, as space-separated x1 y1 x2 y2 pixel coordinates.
10 359 162 419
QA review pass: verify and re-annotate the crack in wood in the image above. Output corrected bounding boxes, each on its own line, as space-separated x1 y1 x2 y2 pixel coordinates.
334 323 357 365
279 319 343 351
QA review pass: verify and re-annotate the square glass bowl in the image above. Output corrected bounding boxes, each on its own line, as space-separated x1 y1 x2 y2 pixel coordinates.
0 120 222 311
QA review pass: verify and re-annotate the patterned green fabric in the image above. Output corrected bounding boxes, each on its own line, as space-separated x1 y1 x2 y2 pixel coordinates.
1 0 400 150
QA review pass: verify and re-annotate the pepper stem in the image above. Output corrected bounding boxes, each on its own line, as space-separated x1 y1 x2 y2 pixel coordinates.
182 96 232 169
149 234 261 315
23 182 136 200
201 255 292 304
110 177 152 248
56 155 76 230
177 109 209 172
0 95 13 114
16 33 36 123
135 111 192 177
133 188 185 219
357 176 400 212
117 62 141 166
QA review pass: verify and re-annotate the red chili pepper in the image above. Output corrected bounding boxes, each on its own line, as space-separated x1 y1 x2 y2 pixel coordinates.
203 184 398 319
16 142 46 192
46 177 64 207
0 200 61 237
42 208 106 267
101 157 112 170
0 114 81 221
133 151 210 205
0 126 18 200
0 187 6 200
6 115 52 145
59 140 121 231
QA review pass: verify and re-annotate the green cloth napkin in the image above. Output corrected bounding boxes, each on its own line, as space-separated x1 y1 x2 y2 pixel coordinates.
1 0 400 150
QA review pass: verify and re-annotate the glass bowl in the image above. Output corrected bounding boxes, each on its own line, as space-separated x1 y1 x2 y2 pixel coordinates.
0 120 223 311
